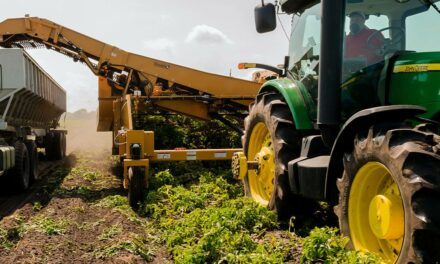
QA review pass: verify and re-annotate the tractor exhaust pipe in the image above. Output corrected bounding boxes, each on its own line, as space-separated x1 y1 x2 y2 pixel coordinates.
318 0 345 146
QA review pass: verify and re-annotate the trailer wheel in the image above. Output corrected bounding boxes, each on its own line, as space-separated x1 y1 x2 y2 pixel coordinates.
25 141 39 181
46 132 65 160
243 92 317 220
61 132 67 158
336 127 440 263
44 133 53 160
128 166 145 208
12 141 30 191
53 132 65 160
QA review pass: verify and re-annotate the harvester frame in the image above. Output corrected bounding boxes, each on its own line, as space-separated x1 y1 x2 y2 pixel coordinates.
0 16 261 206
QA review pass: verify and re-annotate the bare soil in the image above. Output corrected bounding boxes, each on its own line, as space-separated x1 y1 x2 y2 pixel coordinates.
0 150 170 263
0 117 170 263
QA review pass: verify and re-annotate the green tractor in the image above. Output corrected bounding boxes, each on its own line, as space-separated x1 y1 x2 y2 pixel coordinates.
232 0 440 262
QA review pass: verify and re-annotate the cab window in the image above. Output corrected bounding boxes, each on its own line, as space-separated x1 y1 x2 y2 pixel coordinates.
288 4 321 79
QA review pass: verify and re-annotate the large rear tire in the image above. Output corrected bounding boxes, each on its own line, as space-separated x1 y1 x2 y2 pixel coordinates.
12 141 30 191
128 166 145 208
336 126 440 263
243 92 317 220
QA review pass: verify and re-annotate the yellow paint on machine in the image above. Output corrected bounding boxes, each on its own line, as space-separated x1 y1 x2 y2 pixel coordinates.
341 76 361 88
393 63 440 73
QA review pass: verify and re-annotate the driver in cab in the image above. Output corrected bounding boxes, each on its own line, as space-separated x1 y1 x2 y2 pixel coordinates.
345 11 384 65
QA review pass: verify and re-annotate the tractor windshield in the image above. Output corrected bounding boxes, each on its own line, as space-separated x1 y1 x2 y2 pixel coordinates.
343 0 440 80
288 3 321 79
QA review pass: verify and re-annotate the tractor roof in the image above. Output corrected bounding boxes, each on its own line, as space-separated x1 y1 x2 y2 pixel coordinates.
280 0 319 14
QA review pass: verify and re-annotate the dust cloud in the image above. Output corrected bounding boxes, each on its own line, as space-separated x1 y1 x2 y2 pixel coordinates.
61 111 112 155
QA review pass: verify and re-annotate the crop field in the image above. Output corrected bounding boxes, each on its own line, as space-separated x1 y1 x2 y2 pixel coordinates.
0 112 382 263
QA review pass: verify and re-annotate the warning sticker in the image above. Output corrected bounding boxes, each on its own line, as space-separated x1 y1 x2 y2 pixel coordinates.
157 153 171 159
214 152 227 158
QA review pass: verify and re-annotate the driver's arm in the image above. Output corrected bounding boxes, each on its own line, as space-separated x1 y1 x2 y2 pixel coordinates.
369 30 385 51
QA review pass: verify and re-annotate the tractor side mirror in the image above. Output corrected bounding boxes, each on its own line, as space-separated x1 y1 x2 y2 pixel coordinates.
255 3 276 33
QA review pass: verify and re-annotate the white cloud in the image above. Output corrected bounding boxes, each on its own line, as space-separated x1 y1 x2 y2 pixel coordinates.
185 24 233 45
143 38 176 54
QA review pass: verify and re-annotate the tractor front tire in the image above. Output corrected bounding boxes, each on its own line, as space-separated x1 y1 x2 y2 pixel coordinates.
243 92 317 221
128 166 145 208
336 126 440 263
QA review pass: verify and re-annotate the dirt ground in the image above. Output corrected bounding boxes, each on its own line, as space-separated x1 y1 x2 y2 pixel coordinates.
0 116 170 263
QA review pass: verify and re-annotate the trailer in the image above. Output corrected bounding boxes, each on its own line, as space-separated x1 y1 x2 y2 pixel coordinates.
0 48 66 190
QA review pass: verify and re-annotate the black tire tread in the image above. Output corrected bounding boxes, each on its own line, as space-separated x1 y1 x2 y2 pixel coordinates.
337 126 440 263
12 141 30 191
128 167 145 208
243 92 317 221
25 141 39 181
46 132 65 160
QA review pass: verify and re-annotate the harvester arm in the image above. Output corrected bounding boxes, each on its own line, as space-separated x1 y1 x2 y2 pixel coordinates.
0 17 260 206
0 16 259 103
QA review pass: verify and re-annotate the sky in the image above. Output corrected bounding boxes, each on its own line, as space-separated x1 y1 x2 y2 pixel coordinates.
0 0 292 112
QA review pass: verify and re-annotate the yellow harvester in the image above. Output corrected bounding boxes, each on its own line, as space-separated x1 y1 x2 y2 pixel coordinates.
0 16 261 206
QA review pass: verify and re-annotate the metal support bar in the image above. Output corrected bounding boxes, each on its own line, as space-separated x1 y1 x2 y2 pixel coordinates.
152 148 241 162
122 69 134 98
318 0 345 146
2 91 15 120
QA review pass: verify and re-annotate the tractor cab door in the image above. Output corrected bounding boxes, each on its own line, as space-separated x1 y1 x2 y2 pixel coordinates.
341 8 391 115
287 3 321 115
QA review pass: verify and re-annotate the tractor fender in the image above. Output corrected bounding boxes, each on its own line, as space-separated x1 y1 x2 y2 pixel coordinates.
259 79 313 129
324 105 426 204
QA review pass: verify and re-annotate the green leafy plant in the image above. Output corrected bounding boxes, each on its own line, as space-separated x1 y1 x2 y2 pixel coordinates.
95 195 127 208
28 216 70 235
141 169 296 263
166 198 283 264
301 227 382 263
93 236 155 261
98 224 123 241
94 195 143 224
32 201 43 211
138 115 241 150
0 228 16 250
149 169 176 189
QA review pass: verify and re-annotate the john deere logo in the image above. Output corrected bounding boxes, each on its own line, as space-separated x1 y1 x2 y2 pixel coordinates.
403 65 428 72
394 63 440 73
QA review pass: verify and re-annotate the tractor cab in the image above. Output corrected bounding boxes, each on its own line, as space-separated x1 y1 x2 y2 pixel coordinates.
281 0 440 120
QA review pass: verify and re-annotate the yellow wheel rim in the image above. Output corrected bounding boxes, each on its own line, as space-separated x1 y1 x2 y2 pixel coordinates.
349 162 404 262
247 122 275 206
